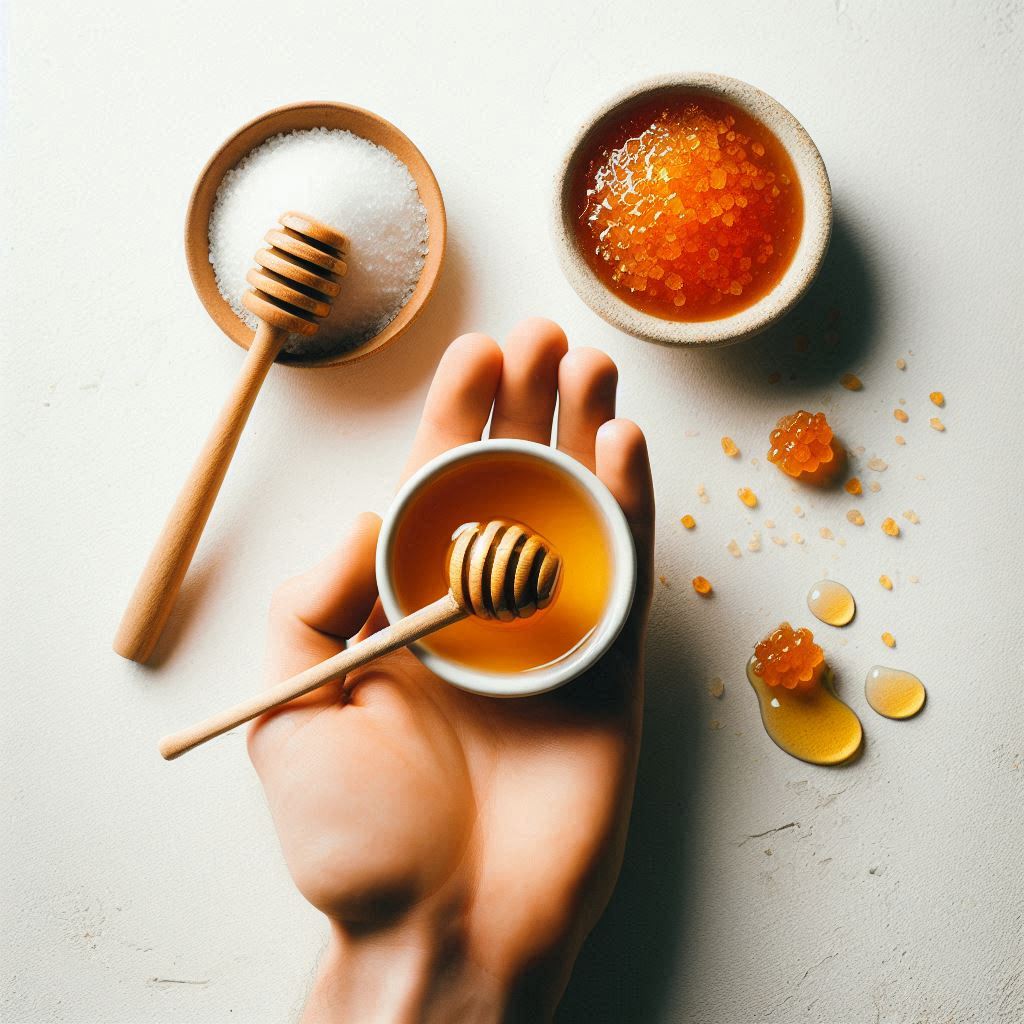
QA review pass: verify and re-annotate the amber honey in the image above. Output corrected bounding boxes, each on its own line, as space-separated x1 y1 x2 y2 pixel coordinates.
572 94 803 321
390 452 612 674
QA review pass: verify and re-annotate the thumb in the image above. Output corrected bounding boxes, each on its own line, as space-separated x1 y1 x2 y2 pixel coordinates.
264 511 382 683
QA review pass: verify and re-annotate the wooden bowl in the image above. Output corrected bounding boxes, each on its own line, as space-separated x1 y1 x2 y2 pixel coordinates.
552 73 832 348
185 102 446 368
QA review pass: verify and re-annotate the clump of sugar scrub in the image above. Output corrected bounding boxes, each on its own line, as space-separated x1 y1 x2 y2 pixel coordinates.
681 514 696 529
845 477 862 495
840 373 862 391
846 509 865 526
737 487 758 508
930 391 945 407
209 128 428 357
930 417 946 432
881 517 900 537
572 94 803 321
879 574 894 590
767 410 834 478
894 408 908 423
752 622 824 691
721 436 740 458
881 631 896 649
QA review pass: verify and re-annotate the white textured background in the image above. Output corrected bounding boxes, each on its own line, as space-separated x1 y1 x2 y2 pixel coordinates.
3 1 1022 1021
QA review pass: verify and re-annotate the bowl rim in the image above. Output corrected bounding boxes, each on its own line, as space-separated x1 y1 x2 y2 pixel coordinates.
376 439 637 697
185 100 447 368
552 72 832 347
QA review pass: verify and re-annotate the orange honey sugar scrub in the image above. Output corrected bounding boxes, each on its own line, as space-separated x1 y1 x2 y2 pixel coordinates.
767 409 835 478
751 622 824 691
572 94 803 321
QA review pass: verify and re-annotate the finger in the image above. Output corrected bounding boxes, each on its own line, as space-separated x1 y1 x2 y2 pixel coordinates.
556 348 618 472
595 419 655 650
402 333 503 481
488 317 567 443
264 512 382 684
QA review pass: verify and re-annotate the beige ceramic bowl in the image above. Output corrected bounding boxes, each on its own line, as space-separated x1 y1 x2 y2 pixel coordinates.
553 73 832 347
185 101 446 367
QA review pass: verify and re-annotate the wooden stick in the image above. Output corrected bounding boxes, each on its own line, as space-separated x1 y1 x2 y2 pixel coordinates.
158 594 465 760
113 321 285 663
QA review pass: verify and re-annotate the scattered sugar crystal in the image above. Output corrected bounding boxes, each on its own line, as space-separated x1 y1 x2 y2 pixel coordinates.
869 481 881 493
868 457 888 472
727 539 742 558
819 527 834 540
747 531 762 552
209 128 429 357
709 678 725 698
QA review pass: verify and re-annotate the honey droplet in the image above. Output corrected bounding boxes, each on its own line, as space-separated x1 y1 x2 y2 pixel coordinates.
840 373 863 391
747 655 862 766
846 509 865 526
807 580 856 626
865 665 926 719
681 514 696 529
692 575 713 596
930 417 946 432
894 408 908 423
721 436 740 457
929 391 945 407
881 517 900 537
879 574 893 590
881 631 896 648
844 477 862 495
738 487 758 508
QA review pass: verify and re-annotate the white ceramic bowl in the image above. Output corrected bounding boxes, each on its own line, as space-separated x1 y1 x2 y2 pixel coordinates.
553 72 832 347
376 440 636 697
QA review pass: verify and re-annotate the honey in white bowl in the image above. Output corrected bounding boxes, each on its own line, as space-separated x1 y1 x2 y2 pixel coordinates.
389 451 613 674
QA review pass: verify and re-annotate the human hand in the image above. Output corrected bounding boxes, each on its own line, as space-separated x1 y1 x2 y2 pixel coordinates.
248 318 654 1023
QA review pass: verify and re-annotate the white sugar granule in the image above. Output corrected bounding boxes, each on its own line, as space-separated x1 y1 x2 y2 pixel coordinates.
209 128 428 358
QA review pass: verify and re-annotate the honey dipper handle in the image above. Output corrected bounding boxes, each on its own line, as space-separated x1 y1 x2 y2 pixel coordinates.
159 594 465 760
114 322 285 663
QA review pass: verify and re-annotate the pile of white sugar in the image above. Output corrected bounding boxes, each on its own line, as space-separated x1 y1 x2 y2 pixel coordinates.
208 128 429 358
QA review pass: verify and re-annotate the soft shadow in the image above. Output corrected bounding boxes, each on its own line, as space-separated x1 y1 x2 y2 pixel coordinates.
557 214 877 1022
557 629 707 1022
274 237 471 421
143 528 246 671
681 212 878 398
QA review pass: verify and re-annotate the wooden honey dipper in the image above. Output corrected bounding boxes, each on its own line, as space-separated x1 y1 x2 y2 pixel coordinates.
114 212 348 663
159 519 562 759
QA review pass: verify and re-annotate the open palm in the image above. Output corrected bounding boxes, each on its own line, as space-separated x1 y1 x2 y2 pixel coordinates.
247 319 654 1023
